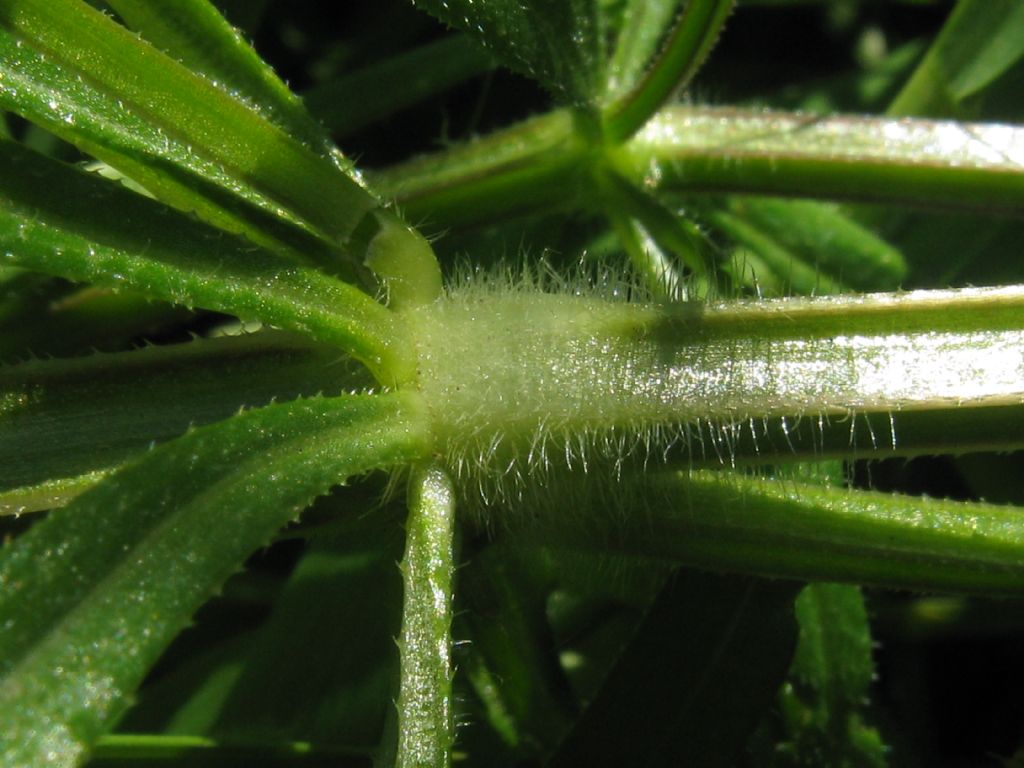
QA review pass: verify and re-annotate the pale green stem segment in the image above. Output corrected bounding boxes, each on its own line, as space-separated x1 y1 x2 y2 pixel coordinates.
413 285 1024 473
396 464 457 768
625 106 1024 213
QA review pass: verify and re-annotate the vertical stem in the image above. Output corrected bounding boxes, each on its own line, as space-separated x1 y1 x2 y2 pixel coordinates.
396 464 457 768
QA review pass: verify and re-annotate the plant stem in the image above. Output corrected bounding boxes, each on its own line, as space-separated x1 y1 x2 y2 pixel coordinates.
396 464 457 768
412 285 1024 477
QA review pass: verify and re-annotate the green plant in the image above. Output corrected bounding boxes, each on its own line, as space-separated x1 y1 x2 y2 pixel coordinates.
2 0 1024 765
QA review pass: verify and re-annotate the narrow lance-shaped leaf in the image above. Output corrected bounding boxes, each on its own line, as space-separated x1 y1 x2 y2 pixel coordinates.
303 35 495 139
104 0 340 160
599 172 687 298
684 404 1024 468
597 168 707 295
0 391 431 768
702 205 848 295
517 468 1024 596
0 285 191 364
549 571 800 768
603 0 735 143
0 332 370 512
371 109 588 230
0 141 413 383
379 106 1024 228
605 0 682 104
777 584 888 766
0 0 430 281
409 0 606 105
889 0 1024 118
624 106 1024 214
89 733 372 767
456 547 576 754
211 539 404 747
715 196 908 292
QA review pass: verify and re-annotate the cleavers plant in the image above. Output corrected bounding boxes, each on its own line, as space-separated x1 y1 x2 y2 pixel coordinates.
1 0 1024 766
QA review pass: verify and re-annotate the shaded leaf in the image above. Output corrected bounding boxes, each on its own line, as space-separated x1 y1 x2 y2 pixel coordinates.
456 547 576 756
889 0 1024 117
514 468 1024 595
303 35 494 139
212 539 404 747
719 197 907 292
548 570 799 768
409 0 607 105
0 332 368 510
87 733 370 767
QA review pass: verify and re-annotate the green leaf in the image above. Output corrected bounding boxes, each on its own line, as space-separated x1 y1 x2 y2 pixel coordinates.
409 0 607 105
0 0 388 279
0 391 430 768
626 106 1024 214
703 204 848 295
548 571 799 768
88 733 371 767
889 0 1024 117
596 168 708 295
776 584 887 766
519 468 1024 595
303 35 494 139
371 109 587 230
0 141 410 382
0 285 191 363
696 404 1024 468
457 547 576 755
212 539 403 747
0 332 369 511
105 0 338 159
603 0 735 142
605 0 682 104
716 197 907 292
